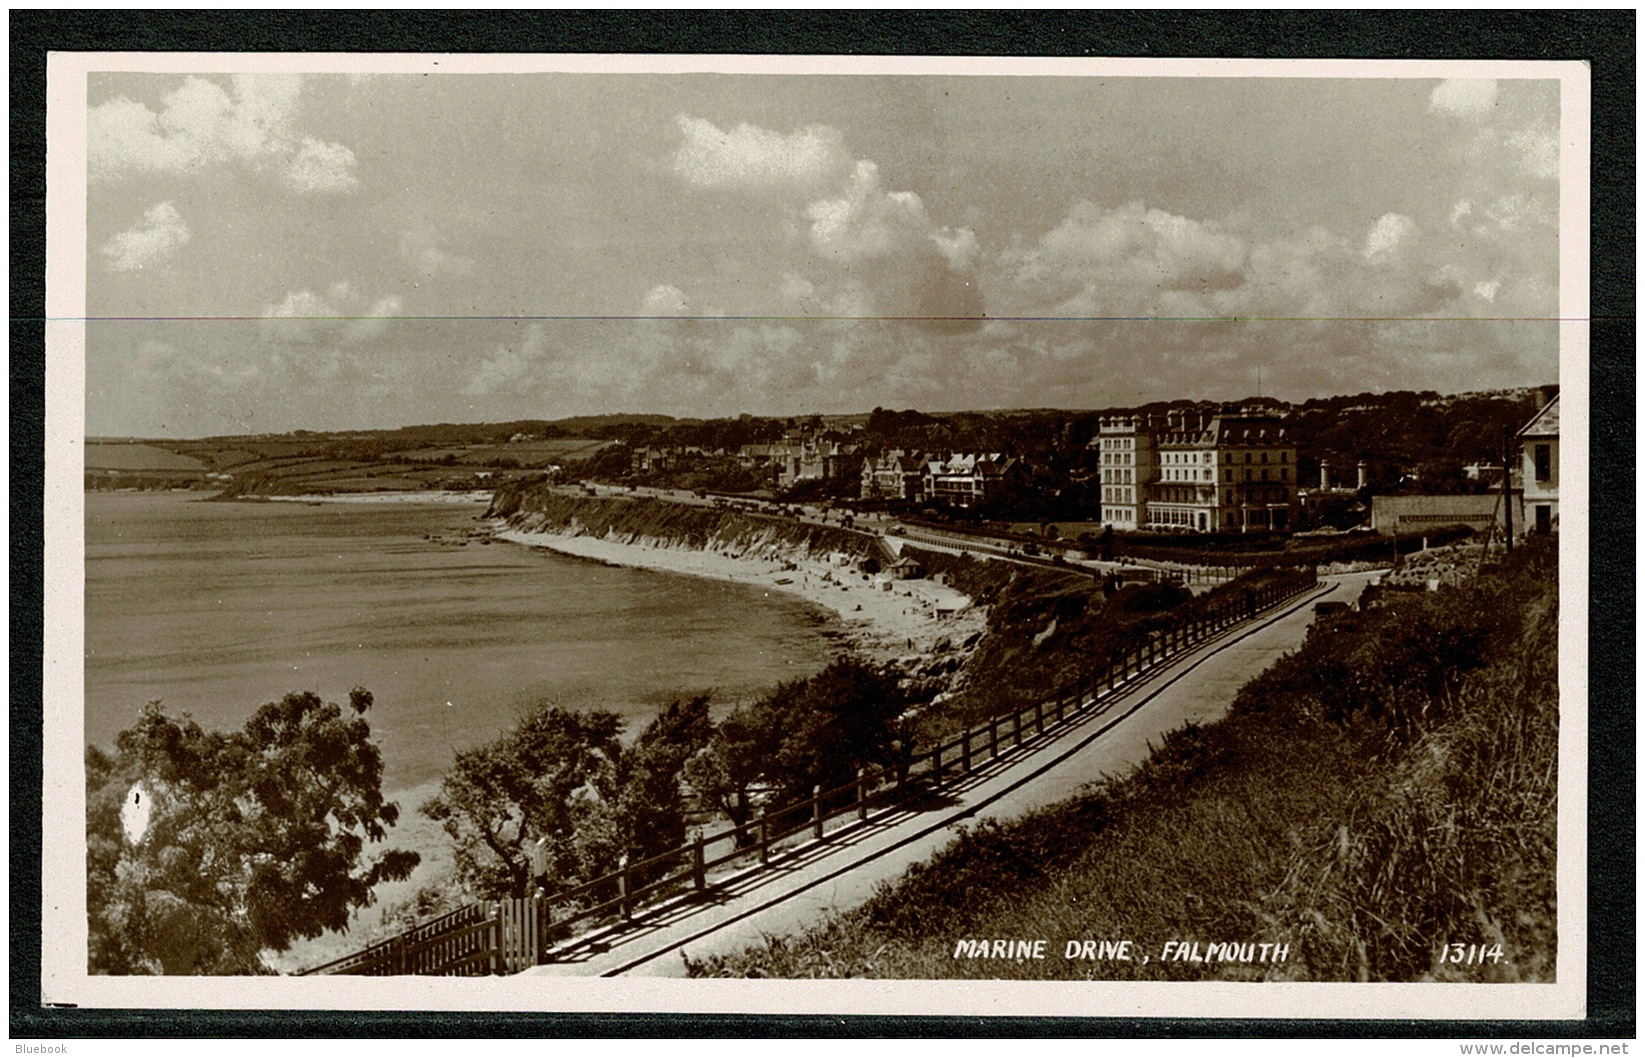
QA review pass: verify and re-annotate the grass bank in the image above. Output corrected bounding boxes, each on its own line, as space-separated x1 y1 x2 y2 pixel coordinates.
686 539 1558 981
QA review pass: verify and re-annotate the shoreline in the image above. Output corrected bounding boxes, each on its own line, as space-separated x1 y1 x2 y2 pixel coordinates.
494 524 987 670
262 490 493 506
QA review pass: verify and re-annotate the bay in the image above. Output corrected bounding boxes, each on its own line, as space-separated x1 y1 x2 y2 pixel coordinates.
84 491 844 792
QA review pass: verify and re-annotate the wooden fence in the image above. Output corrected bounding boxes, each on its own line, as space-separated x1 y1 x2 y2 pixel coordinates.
303 566 1320 976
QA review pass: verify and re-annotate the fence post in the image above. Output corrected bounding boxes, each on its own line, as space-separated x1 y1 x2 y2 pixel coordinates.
961 729 972 773
1013 707 1023 746
692 834 706 892
857 768 868 821
989 714 998 757
395 934 408 975
1034 698 1044 735
932 742 941 783
757 810 770 864
618 855 632 920
537 897 553 966
812 785 824 840
488 901 502 976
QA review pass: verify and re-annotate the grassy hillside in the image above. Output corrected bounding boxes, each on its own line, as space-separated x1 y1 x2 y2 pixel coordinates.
687 539 1558 981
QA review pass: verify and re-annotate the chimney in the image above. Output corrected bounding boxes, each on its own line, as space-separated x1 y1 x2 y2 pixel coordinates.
1319 461 1331 491
1357 461 1368 490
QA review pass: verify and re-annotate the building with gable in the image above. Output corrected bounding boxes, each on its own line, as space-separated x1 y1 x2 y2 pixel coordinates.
920 453 1026 509
1519 394 1559 534
860 449 927 501
1144 409 1297 532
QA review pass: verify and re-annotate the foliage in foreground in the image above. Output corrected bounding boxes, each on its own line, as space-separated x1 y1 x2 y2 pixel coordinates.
86 689 418 975
420 657 908 901
687 540 1558 981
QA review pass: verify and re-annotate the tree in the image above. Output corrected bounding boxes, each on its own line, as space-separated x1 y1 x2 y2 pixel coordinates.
614 696 714 869
420 706 623 898
683 702 777 836
85 689 418 975
765 658 906 799
687 658 907 819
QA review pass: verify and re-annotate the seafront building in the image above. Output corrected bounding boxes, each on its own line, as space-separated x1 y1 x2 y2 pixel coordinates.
1092 408 1298 532
1094 417 1157 530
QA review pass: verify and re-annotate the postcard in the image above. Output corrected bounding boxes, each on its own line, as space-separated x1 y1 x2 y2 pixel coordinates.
41 50 1590 1021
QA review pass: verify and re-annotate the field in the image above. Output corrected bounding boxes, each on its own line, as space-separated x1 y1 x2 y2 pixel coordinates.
397 439 612 466
84 443 206 472
87 433 612 495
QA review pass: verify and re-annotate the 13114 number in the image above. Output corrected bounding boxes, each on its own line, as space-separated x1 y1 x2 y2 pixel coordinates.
1439 943 1504 965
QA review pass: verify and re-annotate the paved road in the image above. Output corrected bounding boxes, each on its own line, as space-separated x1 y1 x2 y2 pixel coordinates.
522 573 1368 979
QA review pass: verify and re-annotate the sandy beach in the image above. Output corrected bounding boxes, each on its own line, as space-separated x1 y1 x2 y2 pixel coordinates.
494 525 987 669
265 490 493 505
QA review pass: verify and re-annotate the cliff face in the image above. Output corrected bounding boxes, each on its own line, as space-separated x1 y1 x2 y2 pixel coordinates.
491 488 891 569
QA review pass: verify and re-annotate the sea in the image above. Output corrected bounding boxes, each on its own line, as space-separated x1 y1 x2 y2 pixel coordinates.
83 491 845 795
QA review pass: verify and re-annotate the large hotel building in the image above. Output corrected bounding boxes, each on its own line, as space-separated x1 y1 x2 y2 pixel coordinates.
1094 409 1298 532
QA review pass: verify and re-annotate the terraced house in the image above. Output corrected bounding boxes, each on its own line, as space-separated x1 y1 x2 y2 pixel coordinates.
920 453 1026 510
859 449 927 501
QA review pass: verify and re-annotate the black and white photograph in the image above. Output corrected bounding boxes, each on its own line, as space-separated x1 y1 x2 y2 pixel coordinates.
40 48 1591 1021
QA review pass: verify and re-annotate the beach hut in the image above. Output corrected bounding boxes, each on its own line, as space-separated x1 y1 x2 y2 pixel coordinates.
889 556 926 581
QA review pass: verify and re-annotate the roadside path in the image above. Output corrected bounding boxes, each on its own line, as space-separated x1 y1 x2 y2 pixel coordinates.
523 573 1369 978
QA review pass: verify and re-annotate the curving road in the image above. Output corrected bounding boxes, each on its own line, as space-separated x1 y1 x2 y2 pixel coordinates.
522 572 1372 978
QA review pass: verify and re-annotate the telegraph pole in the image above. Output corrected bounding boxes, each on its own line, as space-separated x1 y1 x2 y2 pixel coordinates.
1502 426 1514 553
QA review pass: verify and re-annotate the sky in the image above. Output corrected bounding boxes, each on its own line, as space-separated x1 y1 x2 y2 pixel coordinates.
81 68 1563 437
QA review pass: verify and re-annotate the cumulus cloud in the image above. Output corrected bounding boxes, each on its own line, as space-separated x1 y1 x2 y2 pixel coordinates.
1429 79 1499 117
1008 201 1249 311
284 137 359 193
260 282 401 364
464 324 549 397
1509 123 1559 181
100 201 190 271
808 161 935 263
89 74 358 192
800 161 983 321
671 116 848 190
639 284 690 317
399 229 476 278
346 295 404 343
1363 212 1418 261
996 192 1536 333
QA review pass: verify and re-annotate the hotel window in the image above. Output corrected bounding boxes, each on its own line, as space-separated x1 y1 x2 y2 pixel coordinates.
1534 444 1552 482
